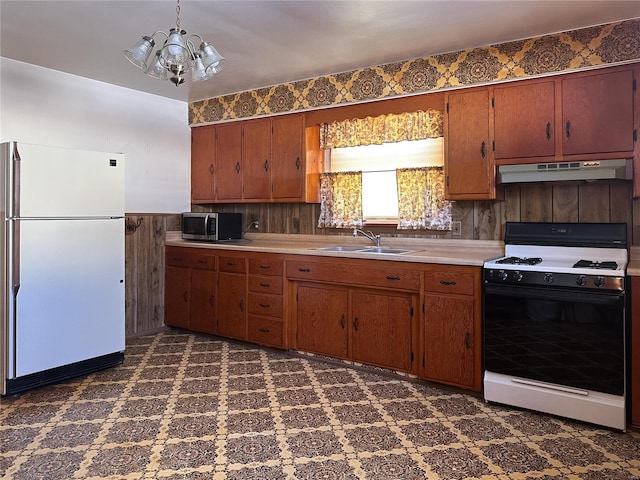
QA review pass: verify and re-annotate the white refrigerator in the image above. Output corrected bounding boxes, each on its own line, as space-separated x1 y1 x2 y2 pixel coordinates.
1 142 125 395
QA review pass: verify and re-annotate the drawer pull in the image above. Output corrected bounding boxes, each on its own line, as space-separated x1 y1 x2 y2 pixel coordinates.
386 275 401 281
439 280 457 286
226 261 238 266
298 268 311 272
259 265 271 269
259 328 270 333
259 282 271 288
198 259 207 264
259 303 271 308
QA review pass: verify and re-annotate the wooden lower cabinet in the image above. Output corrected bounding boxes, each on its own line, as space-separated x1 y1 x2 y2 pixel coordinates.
352 290 415 372
217 271 247 340
164 247 217 333
164 248 482 392
296 284 349 359
631 277 640 429
423 267 482 391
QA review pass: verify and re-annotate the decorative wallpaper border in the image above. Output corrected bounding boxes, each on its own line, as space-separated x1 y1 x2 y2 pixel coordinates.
189 18 639 126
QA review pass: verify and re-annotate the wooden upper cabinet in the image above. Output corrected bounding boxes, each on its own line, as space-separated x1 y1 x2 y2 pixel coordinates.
445 88 496 199
493 81 556 160
242 118 272 200
191 125 216 203
272 114 304 200
562 68 635 156
215 122 243 201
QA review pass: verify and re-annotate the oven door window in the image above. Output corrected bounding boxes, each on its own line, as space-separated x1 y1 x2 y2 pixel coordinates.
483 284 625 396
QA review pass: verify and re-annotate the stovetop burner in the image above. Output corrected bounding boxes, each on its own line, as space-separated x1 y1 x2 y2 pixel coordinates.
572 260 618 270
495 256 543 266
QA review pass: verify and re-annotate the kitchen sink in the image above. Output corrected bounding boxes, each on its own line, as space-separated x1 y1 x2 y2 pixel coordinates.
314 246 368 252
360 247 414 255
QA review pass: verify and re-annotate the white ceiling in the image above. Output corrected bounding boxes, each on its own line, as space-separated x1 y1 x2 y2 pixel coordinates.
1 1 638 104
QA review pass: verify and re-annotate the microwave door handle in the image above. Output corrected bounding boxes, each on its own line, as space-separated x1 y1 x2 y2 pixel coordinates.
204 214 210 240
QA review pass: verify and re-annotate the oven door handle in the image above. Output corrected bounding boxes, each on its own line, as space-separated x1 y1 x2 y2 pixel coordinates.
483 283 624 306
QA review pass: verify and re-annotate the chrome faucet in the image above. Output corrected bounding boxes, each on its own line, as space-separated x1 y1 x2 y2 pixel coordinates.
353 228 382 247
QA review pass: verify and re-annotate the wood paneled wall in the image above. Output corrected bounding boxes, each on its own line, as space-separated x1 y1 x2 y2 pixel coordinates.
126 182 636 336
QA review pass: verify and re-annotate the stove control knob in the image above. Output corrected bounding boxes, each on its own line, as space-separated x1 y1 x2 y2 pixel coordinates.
594 276 604 288
543 273 554 284
514 271 523 282
498 270 508 281
576 275 587 287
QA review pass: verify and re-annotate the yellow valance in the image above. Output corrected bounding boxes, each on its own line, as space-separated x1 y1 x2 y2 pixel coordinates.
320 110 443 149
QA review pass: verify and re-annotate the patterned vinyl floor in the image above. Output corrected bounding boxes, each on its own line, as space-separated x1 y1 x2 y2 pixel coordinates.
1 329 639 480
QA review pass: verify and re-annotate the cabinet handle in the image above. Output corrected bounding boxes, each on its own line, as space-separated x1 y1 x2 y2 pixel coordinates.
353 316 359 331
259 282 271 288
480 141 486 159
386 275 401 281
239 299 244 312
295 157 301 170
259 303 271 308
209 294 215 307
209 164 214 175
546 122 551 140
439 280 457 286
565 121 571 138
259 265 271 270
465 331 471 350
183 291 188 302
235 162 240 173
340 314 345 329
298 268 311 272
264 159 269 172
259 328 270 333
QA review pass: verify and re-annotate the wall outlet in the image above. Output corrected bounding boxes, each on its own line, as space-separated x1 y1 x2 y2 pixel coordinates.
452 221 462 236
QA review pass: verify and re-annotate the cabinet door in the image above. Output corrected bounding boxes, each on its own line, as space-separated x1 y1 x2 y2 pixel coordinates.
424 294 475 388
216 122 243 200
352 291 414 373
493 81 555 159
191 125 216 202
217 272 247 340
296 284 348 359
190 269 217 334
164 265 190 329
445 89 492 198
242 118 272 200
272 114 304 200
562 69 635 156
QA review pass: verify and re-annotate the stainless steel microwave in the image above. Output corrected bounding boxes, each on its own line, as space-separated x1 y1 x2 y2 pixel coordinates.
181 212 243 242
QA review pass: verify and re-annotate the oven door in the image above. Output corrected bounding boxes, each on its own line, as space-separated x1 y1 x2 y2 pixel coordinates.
483 282 626 396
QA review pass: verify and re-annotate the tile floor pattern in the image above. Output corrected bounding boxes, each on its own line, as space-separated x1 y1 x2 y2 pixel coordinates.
1 330 639 480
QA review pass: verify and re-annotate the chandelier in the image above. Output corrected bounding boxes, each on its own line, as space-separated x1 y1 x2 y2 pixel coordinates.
124 0 226 86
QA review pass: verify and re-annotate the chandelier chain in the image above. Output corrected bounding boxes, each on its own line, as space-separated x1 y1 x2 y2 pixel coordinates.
175 0 181 30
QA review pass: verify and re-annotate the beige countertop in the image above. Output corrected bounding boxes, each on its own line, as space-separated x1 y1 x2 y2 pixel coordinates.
165 232 504 267
627 246 640 276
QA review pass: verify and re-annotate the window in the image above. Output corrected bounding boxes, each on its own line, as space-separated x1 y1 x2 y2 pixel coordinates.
328 138 444 223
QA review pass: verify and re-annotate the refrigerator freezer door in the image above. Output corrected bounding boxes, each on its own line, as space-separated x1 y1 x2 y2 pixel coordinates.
12 143 124 218
9 217 125 378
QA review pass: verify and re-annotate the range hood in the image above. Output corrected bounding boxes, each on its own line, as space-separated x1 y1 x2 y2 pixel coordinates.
497 159 633 184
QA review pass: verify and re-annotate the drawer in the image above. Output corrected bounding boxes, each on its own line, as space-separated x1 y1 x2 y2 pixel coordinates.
248 316 284 348
249 257 283 276
424 271 475 295
166 247 190 267
248 275 283 295
248 293 283 318
287 260 420 291
219 256 247 273
191 252 216 270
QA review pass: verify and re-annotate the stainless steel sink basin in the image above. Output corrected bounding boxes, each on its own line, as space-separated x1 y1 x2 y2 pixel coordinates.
360 247 414 255
314 246 367 252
